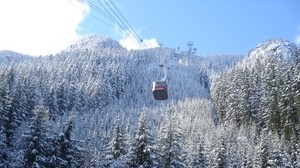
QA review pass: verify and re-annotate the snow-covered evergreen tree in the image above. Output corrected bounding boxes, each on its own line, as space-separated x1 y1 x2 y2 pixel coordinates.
157 107 187 168
191 137 208 168
216 140 228 168
129 110 155 167
0 132 9 167
22 101 49 167
0 67 21 147
104 117 128 167
58 116 85 167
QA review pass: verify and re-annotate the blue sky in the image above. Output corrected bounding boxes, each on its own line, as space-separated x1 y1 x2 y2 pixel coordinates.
0 0 299 56
80 0 300 55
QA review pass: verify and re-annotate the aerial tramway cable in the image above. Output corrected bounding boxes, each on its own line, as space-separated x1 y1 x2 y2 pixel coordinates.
70 0 145 49
69 0 112 28
107 0 143 43
96 0 146 49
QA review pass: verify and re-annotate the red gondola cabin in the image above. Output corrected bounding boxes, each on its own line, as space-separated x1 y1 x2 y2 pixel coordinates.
152 81 168 100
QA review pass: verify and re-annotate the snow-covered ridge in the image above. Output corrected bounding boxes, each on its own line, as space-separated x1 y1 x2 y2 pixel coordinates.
66 35 124 52
0 50 33 65
244 39 298 67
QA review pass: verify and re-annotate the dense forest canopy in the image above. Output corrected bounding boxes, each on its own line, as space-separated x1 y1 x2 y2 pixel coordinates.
0 36 299 167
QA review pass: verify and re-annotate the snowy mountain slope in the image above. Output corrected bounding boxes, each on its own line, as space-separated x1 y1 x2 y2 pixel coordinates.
0 50 33 65
211 39 300 141
2 35 266 167
65 35 124 52
0 36 241 132
243 39 299 69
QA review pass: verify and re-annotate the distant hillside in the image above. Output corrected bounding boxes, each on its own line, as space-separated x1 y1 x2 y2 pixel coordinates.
65 35 124 52
0 50 33 65
245 39 299 68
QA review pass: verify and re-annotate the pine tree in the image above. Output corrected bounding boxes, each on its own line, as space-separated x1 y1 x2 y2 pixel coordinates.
250 59 263 126
56 83 68 116
57 116 85 167
291 63 300 141
256 133 272 168
23 77 38 116
211 73 228 123
216 140 228 168
129 111 155 167
193 137 208 168
45 89 59 120
157 108 187 168
0 67 21 147
225 68 242 127
104 117 128 167
260 56 282 136
0 132 9 167
239 67 252 125
290 48 300 168
23 101 49 168
43 115 85 168
290 139 300 168
280 67 298 140
0 86 19 147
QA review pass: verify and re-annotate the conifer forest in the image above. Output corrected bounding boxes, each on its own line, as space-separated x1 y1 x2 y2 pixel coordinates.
0 36 299 167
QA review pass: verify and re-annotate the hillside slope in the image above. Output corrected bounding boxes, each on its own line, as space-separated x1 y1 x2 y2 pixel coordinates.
0 50 33 65
4 36 298 167
211 39 300 139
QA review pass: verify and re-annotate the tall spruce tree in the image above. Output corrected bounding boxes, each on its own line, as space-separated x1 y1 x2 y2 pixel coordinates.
225 68 242 127
58 116 85 167
216 140 228 168
104 117 128 167
23 101 49 168
260 56 280 135
0 67 21 147
129 111 155 167
239 67 252 125
1 86 19 147
157 108 187 168
211 73 228 123
0 132 9 167
193 137 208 168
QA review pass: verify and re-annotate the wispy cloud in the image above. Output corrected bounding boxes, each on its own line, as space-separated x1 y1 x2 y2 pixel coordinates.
0 0 89 56
118 29 159 50
120 36 159 50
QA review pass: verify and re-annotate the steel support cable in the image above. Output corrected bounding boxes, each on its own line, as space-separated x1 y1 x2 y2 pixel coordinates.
107 0 143 44
70 0 147 50
108 0 149 50
69 0 112 28
73 0 141 49
101 0 146 50
86 0 139 47
96 0 128 32
87 1 114 22
96 0 145 49
108 0 153 50
89 2 144 50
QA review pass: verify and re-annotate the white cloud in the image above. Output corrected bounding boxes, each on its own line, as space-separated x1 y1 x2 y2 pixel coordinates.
119 35 159 50
116 25 159 50
0 0 89 56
